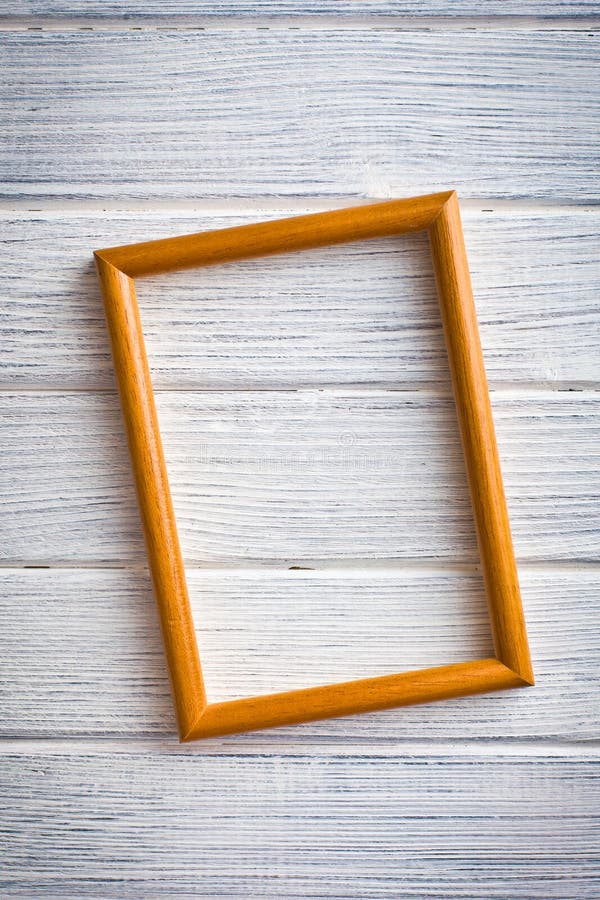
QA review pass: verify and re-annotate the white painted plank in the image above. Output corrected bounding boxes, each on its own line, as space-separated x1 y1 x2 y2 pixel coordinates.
4 2 599 16
2 209 599 388
2 30 598 201
2 14 596 898
0 746 598 899
1 390 598 564
0 567 598 741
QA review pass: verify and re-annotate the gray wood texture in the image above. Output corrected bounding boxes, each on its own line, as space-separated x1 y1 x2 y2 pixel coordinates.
1 391 598 563
4 2 600 16
1 568 598 741
1 746 598 900
1 7 598 899
2 30 599 201
2 209 599 388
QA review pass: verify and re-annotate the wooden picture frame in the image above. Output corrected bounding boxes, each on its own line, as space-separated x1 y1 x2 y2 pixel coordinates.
94 191 534 741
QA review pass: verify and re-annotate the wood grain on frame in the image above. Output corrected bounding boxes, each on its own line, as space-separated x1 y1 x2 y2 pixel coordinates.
95 191 534 741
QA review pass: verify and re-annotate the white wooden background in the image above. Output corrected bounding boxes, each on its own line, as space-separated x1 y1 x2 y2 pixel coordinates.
1 3 599 897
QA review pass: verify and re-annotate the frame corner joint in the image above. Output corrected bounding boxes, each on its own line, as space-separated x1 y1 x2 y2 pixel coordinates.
178 706 209 744
496 657 535 688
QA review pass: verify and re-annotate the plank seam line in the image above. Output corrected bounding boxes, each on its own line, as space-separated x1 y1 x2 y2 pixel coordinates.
0 736 598 756
1 385 599 396
1 199 600 214
0 15 599 32
1 560 599 573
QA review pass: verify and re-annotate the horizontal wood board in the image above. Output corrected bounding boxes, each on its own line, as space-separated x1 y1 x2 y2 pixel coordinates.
2 30 599 201
1 209 599 388
0 567 598 741
4 2 600 16
1 747 598 899
2 11 599 899
1 391 598 564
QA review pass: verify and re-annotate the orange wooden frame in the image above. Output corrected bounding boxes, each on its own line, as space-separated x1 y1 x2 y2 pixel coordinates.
94 190 533 741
